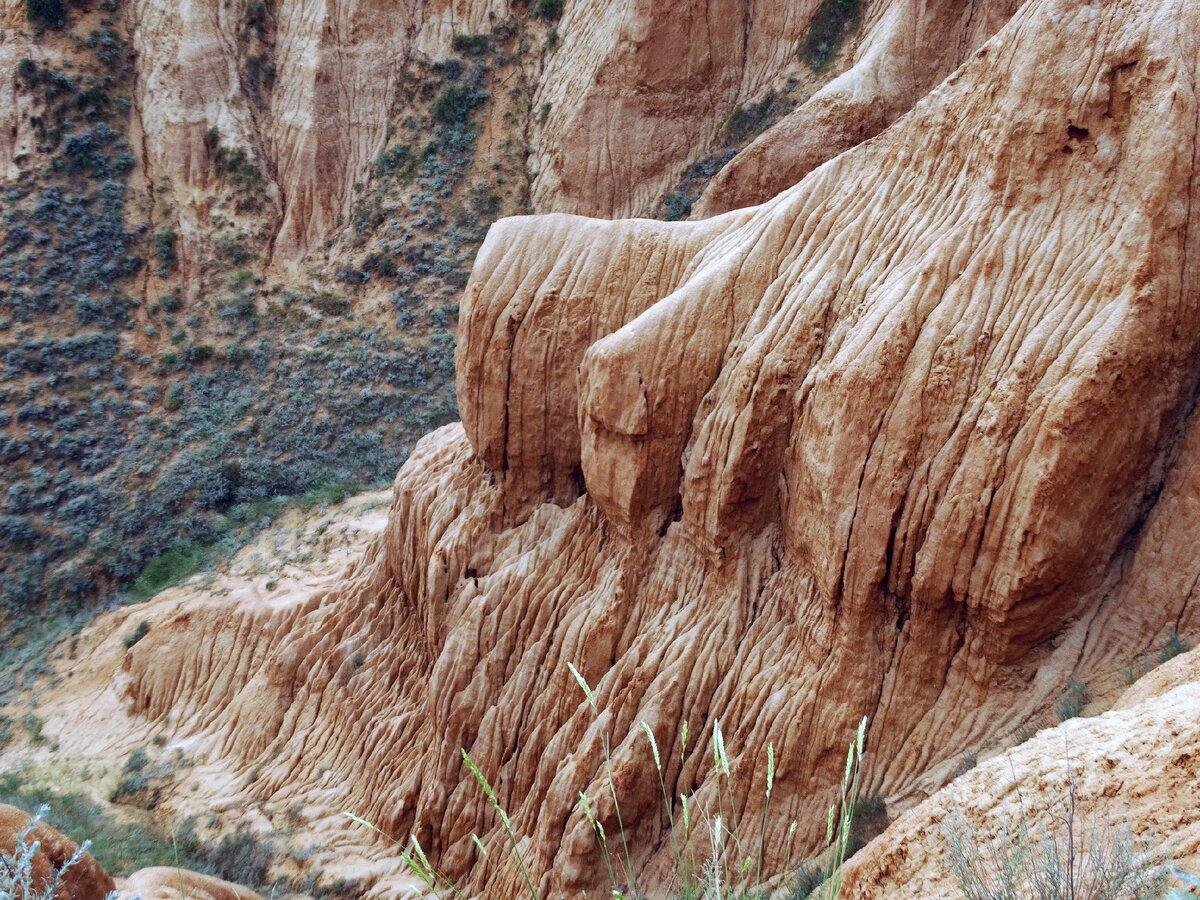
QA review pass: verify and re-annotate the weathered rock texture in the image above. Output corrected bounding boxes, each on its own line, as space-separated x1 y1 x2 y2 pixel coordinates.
49 0 1008 270
9 0 1200 896
842 646 1200 896
0 803 115 899
118 867 262 899
71 0 1200 895
692 0 1025 216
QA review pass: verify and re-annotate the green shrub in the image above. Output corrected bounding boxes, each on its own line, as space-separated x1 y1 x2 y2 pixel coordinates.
374 144 422 182
433 84 487 126
942 778 1171 900
533 0 563 20
122 620 150 649
22 714 46 746
801 0 863 72
162 382 183 411
109 746 153 802
724 92 777 145
25 0 67 29
1055 680 1091 722
1159 630 1190 664
451 33 490 55
846 793 889 856
129 540 217 599
153 229 177 274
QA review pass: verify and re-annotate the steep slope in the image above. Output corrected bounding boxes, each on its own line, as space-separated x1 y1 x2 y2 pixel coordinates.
14 0 1196 896
842 646 1200 897
0 0 970 626
7 0 1200 896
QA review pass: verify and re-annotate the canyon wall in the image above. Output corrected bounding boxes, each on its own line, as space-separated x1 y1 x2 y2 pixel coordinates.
72 0 1200 894
5 0 1200 895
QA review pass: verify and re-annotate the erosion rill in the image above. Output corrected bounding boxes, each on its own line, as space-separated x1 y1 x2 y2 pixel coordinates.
6 0 1200 896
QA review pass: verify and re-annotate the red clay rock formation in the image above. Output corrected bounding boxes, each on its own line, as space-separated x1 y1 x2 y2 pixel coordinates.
123 0 1017 270
119 867 262 899
0 804 115 899
842 647 1200 897
39 0 1200 895
692 0 1024 217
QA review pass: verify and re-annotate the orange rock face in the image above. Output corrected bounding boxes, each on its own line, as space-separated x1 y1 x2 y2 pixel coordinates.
121 0 996 271
841 647 1200 897
0 804 115 900
8 0 1198 895
118 867 262 899
103 0 1200 894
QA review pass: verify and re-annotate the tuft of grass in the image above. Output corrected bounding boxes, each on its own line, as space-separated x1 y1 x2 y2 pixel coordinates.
1055 680 1091 722
943 772 1174 900
348 666 873 898
22 715 46 747
129 540 219 600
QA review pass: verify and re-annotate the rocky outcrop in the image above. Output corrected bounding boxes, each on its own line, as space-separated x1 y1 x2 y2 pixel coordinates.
77 0 1200 895
6 0 1200 896
692 0 1024 217
0 804 115 899
112 0 1028 267
118 867 262 899
842 647 1200 897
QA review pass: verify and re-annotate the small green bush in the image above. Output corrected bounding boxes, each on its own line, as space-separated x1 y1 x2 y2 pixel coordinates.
433 84 487 126
533 0 563 20
153 229 177 274
162 382 183 411
451 33 490 55
1159 630 1190 664
26 0 67 29
1055 680 1091 722
130 541 217 599
22 714 46 746
801 0 863 72
943 779 1171 900
724 93 777 145
846 793 889 856
122 620 150 649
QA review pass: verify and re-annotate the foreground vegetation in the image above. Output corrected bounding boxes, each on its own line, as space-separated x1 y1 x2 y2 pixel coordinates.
0 478 374 705
338 663 1191 899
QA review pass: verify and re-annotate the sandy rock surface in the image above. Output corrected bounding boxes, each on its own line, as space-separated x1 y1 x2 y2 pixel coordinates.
118 866 262 899
7 0 1200 896
842 647 1200 896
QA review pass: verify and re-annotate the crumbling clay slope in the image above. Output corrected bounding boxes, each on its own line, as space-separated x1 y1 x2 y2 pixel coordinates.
842 646 1200 896
28 0 1200 895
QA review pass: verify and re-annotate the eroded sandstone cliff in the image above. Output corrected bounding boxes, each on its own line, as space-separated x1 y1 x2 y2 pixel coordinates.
29 0 1196 894
5 0 1200 896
